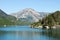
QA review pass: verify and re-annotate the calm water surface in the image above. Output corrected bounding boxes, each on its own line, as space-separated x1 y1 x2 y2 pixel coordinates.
0 26 60 40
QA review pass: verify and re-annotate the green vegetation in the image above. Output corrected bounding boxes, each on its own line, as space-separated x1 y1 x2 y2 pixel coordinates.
0 9 60 27
42 11 60 27
0 17 15 26
31 11 60 28
30 20 42 28
0 9 16 26
0 9 32 26
0 17 32 26
14 19 32 25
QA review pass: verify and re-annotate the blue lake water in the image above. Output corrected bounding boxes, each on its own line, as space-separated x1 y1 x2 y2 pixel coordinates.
0 26 60 40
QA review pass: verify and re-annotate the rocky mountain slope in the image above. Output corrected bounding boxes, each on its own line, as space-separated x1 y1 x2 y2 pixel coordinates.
11 8 48 22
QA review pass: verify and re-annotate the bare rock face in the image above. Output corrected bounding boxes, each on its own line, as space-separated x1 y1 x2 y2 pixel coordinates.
10 8 48 22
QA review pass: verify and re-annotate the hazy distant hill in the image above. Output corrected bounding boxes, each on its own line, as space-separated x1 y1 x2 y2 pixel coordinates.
38 12 49 19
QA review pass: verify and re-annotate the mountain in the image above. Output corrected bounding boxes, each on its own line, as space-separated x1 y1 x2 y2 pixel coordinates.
41 11 60 27
0 9 16 20
30 11 60 28
0 9 8 18
0 9 16 26
0 9 32 26
0 8 49 26
10 8 48 22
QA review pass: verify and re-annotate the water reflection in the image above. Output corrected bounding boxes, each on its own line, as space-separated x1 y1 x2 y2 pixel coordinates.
0 26 60 40
41 29 60 40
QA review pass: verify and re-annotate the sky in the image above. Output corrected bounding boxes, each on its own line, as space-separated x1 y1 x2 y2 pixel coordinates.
0 0 60 14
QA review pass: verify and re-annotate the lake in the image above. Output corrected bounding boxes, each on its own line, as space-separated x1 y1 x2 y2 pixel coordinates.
0 26 60 40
